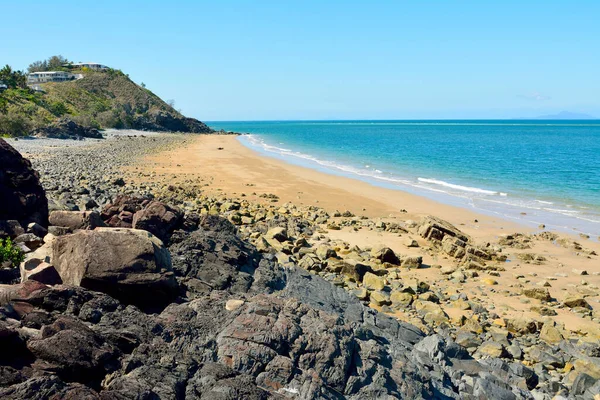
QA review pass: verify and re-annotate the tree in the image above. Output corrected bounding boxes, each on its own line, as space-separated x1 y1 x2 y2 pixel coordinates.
28 60 48 73
47 55 70 70
0 65 27 89
27 55 71 73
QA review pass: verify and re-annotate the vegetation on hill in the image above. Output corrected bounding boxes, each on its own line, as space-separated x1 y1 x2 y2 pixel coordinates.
0 57 212 137
28 55 71 73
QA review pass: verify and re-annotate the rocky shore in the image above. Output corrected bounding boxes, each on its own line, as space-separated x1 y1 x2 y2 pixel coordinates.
1 133 599 399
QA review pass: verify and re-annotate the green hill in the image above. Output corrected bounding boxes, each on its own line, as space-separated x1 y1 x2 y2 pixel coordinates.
0 68 212 137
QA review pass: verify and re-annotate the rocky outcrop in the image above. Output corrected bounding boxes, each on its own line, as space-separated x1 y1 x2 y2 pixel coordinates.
33 119 103 140
0 139 48 230
418 215 506 267
132 110 213 133
0 215 540 399
168 215 261 294
51 228 177 309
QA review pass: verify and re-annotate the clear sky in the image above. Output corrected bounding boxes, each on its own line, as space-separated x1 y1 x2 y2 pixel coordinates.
3 1 599 120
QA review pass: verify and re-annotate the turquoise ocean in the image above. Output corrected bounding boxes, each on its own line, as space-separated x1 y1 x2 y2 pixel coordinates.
207 120 600 237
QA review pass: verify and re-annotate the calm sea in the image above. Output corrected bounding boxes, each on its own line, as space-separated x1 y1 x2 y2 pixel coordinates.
207 120 600 237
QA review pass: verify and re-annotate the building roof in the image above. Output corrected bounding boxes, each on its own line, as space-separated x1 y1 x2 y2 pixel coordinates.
28 71 69 75
71 62 107 66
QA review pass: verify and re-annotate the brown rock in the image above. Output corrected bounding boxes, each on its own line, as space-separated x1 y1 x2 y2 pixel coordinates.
563 296 591 309
51 228 177 309
370 290 391 306
478 341 507 358
523 287 552 302
315 245 337 260
370 245 400 265
390 291 413 306
101 195 148 227
362 272 385 291
442 236 467 258
401 256 423 269
0 280 47 306
506 317 537 335
265 227 288 242
539 321 564 344
417 215 470 242
132 200 183 243
49 210 105 231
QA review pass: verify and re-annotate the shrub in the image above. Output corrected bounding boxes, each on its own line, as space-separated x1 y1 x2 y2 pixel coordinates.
47 100 69 116
0 111 32 136
0 238 25 267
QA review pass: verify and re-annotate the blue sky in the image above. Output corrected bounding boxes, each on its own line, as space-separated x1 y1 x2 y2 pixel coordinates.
3 1 599 120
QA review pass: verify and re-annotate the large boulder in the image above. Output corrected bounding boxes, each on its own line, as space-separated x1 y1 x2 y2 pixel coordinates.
132 200 183 243
51 228 177 309
0 139 48 230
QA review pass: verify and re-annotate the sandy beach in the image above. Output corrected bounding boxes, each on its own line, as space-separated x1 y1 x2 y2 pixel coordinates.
125 134 600 337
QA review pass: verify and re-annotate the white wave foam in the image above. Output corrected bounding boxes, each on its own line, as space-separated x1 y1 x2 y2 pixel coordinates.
535 200 554 205
417 178 503 196
542 207 581 215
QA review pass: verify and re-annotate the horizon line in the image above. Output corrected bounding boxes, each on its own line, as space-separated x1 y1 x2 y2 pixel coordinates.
204 117 600 123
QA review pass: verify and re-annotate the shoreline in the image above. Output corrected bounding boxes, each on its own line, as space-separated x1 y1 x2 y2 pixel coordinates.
132 133 543 238
235 132 600 239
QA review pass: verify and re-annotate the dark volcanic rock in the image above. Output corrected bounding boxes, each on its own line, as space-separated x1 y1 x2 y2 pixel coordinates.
33 119 103 140
168 215 260 293
0 139 48 230
26 316 120 385
132 110 213 133
0 220 26 240
0 210 539 399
